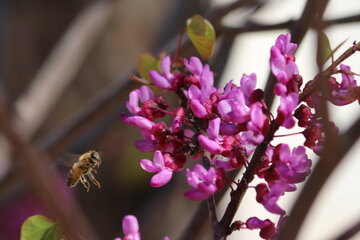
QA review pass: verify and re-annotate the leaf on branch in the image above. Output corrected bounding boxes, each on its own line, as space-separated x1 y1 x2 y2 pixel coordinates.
137 53 161 82
317 32 347 66
186 15 216 60
21 215 62 240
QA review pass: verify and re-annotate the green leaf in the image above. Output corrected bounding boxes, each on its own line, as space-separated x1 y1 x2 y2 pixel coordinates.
137 53 161 82
186 15 216 59
317 32 347 66
317 32 332 66
21 215 61 240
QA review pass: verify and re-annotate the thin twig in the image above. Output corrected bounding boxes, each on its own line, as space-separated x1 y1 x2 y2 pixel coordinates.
299 41 360 102
220 14 360 36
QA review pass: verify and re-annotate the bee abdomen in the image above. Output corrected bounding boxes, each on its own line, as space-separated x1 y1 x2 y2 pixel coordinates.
66 168 80 187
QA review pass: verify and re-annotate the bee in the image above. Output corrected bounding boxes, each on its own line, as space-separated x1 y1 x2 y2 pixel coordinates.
66 150 102 192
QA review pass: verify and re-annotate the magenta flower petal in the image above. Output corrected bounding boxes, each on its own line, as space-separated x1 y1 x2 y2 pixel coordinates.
207 118 220 139
246 217 272 229
126 89 141 114
198 135 221 154
121 115 154 131
190 99 208 118
151 169 173 187
161 56 173 79
200 64 214 88
122 215 140 237
184 56 203 76
240 73 257 97
150 70 172 89
140 159 160 173
139 85 154 102
153 150 165 167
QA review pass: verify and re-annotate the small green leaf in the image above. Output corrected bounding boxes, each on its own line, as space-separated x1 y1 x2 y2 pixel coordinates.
21 215 61 240
137 53 161 82
317 32 332 66
317 32 347 66
186 15 216 59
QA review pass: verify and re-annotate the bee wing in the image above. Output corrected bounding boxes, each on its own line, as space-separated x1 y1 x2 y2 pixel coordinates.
56 153 80 167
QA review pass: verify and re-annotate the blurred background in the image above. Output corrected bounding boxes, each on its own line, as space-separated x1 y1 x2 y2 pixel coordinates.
0 0 359 239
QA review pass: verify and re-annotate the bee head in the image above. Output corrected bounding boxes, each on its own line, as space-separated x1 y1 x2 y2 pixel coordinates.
89 150 101 165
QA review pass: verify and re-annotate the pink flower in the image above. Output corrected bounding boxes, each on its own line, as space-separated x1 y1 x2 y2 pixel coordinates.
171 108 185 133
184 56 214 89
186 84 211 118
276 92 298 128
255 183 286 215
149 56 174 90
126 86 154 115
115 215 171 240
184 164 224 201
274 144 312 184
329 64 360 105
116 215 140 240
270 34 298 84
240 73 257 105
198 118 222 154
246 217 276 240
121 115 155 132
140 151 174 187
217 90 250 123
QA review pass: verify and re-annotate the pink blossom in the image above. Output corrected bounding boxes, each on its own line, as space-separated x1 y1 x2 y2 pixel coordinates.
149 56 174 90
276 92 298 128
240 73 257 105
115 215 171 240
116 215 140 240
274 144 312 183
184 164 224 201
329 64 360 105
255 183 286 215
270 34 299 97
198 118 222 154
121 115 155 139
185 84 214 118
126 86 154 115
246 217 276 240
184 56 214 89
140 151 174 187
217 90 250 123
171 108 185 133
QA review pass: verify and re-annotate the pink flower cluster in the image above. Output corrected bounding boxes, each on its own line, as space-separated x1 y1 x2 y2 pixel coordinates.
122 33 359 239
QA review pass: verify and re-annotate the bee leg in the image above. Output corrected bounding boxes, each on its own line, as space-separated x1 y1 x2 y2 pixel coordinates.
86 172 101 189
92 169 98 174
80 175 90 192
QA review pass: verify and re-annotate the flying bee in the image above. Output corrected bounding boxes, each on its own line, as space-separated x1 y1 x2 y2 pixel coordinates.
65 150 102 192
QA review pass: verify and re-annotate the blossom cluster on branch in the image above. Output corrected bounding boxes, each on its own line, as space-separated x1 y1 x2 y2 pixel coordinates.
121 33 359 239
